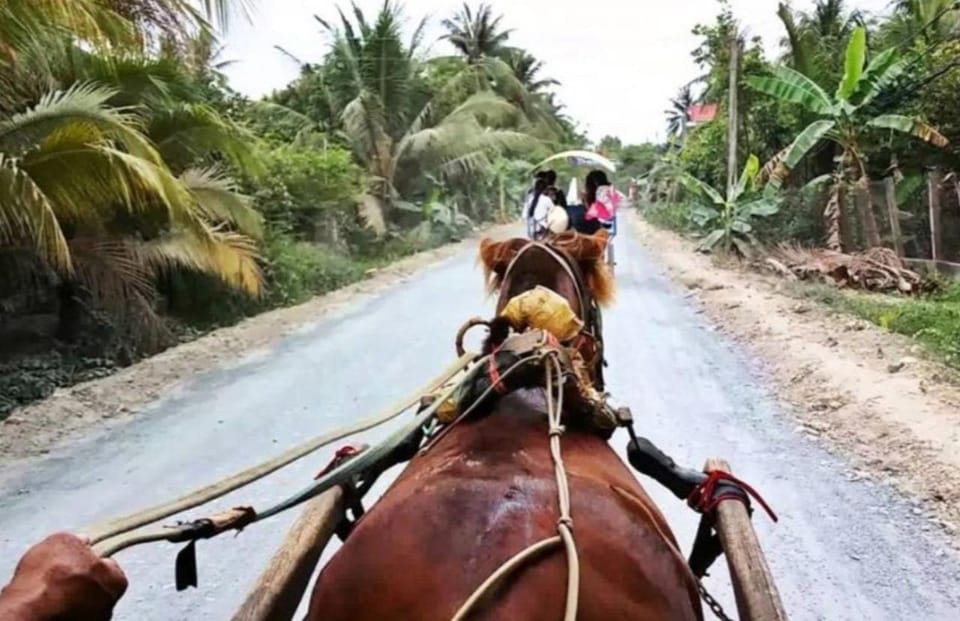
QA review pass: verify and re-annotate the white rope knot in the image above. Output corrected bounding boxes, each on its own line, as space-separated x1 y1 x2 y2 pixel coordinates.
557 516 574 530
549 424 566 438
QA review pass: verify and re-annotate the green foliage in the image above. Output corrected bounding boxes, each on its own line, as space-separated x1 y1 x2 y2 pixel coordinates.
679 120 728 191
260 237 366 307
796 282 960 367
0 0 571 415
645 202 694 233
251 145 362 241
680 154 781 254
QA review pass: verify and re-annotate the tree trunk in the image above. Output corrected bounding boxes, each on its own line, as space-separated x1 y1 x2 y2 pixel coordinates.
884 176 904 257
856 176 882 248
824 182 844 252
929 168 943 261
498 176 506 223
329 215 340 246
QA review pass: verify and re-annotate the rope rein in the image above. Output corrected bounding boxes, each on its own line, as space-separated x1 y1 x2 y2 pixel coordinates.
451 352 581 621
86 352 479 556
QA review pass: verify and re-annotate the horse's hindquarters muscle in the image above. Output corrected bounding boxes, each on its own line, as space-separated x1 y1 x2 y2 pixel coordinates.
307 407 700 621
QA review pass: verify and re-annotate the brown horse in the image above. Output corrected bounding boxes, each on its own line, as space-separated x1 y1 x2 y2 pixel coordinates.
306 231 702 621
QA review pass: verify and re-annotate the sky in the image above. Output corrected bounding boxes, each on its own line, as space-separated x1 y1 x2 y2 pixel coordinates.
222 0 892 144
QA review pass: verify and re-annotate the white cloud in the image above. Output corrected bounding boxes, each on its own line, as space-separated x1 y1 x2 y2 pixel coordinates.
222 0 892 144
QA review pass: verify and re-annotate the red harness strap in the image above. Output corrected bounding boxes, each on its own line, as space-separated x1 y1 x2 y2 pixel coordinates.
487 345 508 394
315 445 363 479
687 470 778 522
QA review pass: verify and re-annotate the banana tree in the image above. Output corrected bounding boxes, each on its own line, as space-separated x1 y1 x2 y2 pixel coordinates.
678 154 780 255
748 26 947 251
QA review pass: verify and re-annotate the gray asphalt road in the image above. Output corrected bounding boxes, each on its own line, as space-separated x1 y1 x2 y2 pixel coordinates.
2 223 960 621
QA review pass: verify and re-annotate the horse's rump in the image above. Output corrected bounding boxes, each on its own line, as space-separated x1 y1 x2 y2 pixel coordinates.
307 393 701 621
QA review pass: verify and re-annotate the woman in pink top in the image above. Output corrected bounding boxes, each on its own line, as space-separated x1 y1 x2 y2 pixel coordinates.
577 170 621 234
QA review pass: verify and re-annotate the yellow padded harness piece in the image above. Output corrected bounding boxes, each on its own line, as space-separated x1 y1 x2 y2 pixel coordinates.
500 285 584 342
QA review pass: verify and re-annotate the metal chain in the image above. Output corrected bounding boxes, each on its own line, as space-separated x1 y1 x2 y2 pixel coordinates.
698 579 736 621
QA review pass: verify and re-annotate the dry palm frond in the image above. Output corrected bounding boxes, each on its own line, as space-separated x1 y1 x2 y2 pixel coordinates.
356 193 387 236
143 228 262 296
769 243 932 294
0 154 71 272
67 235 169 348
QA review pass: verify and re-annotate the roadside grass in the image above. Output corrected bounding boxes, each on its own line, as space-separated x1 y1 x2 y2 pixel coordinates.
787 281 960 368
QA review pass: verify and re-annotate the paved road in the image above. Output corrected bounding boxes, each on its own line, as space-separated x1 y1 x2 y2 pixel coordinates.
2 222 960 620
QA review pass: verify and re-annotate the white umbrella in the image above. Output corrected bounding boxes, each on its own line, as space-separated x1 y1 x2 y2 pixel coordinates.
532 150 617 173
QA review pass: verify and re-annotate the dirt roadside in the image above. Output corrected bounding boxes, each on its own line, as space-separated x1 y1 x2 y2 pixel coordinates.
0 225 517 466
629 213 960 539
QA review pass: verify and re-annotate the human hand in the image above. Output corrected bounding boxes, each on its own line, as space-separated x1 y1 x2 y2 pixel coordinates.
0 533 127 620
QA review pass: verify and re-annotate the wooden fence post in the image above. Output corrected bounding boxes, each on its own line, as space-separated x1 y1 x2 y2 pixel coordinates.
884 177 904 257
929 169 943 261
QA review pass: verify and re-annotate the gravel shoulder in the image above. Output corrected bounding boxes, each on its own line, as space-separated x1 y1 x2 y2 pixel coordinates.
0 226 515 468
631 213 960 538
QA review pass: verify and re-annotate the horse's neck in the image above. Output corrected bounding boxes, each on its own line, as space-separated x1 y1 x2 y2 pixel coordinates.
430 390 609 467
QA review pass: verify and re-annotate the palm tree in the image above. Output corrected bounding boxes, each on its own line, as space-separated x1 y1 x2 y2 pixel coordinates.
886 0 959 44
317 3 537 233
776 0 861 81
0 1 256 58
442 3 512 65
665 85 695 138
0 2 264 343
749 26 947 251
501 48 559 94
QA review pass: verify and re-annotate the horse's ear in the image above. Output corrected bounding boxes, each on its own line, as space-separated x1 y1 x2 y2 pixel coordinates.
572 229 610 261
563 230 615 306
479 238 524 293
480 238 510 275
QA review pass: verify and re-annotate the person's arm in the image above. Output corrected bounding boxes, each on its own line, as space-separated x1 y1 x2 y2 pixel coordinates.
532 195 555 223
0 533 127 621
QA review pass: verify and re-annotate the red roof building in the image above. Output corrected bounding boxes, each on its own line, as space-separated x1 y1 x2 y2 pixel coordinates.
687 103 719 127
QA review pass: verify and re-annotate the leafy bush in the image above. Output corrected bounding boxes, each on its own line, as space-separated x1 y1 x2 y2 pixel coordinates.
262 236 367 307
679 155 780 254
251 145 364 245
752 189 825 246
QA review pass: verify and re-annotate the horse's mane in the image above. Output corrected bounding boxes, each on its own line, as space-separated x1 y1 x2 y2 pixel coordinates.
479 233 615 307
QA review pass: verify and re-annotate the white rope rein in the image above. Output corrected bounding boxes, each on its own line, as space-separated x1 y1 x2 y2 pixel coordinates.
451 352 581 621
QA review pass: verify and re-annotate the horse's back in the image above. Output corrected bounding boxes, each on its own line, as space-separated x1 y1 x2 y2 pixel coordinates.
307 395 701 621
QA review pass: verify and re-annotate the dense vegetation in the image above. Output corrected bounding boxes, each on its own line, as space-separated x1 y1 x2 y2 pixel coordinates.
0 1 580 417
639 0 960 365
644 0 960 251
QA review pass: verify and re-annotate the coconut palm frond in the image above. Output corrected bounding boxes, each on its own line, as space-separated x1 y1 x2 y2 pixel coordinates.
150 102 263 175
180 166 263 238
0 82 160 163
143 228 263 296
0 153 71 272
